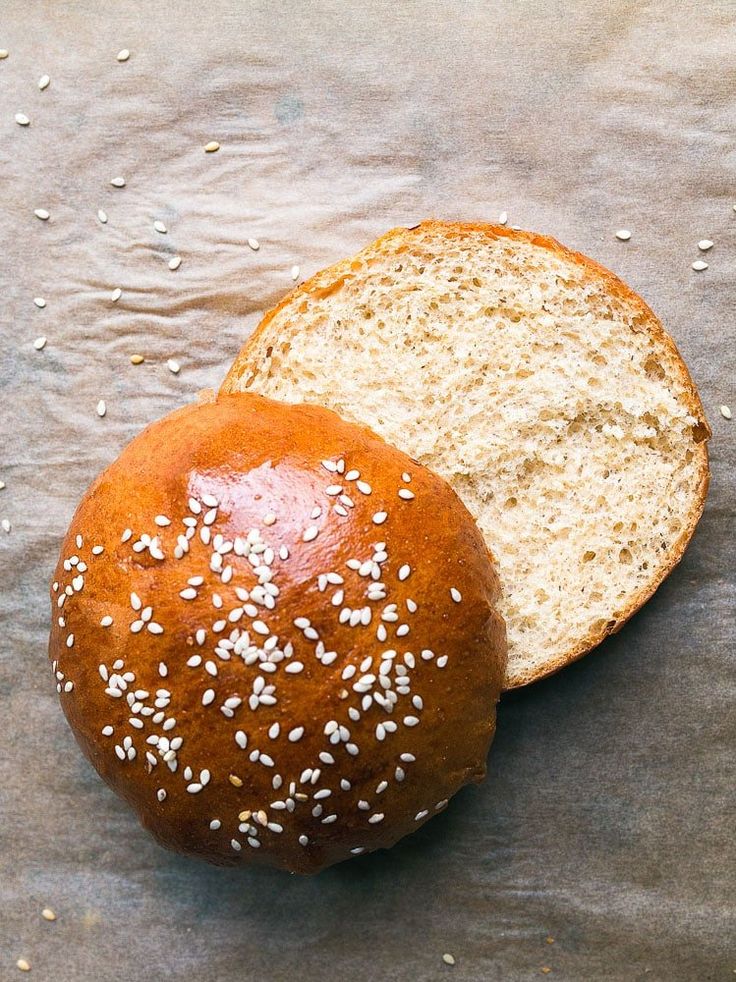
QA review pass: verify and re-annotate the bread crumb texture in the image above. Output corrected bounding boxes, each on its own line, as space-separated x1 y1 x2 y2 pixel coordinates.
224 222 710 687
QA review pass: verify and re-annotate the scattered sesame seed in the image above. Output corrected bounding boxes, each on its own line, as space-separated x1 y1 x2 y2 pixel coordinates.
116 49 130 62
110 176 126 188
698 239 714 251
2 519 11 533
442 953 456 966
615 229 631 241
168 256 182 271
450 587 462 603
16 958 31 972
0 50 8 59
229 774 243 787
153 220 167 233
41 907 56 921
248 237 260 251
692 260 708 271
291 265 300 281
34 208 50 221
303 525 319 542
97 209 108 224
96 400 106 418
130 354 144 364
166 358 181 374
720 405 732 419
372 511 387 525
204 141 220 152
15 112 30 126
0 481 5 490
498 211 508 225
398 488 415 500
33 336 47 350
398 564 411 581
111 287 122 302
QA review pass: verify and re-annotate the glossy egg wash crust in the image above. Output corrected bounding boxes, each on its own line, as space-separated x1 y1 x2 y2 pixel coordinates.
48 393 506 873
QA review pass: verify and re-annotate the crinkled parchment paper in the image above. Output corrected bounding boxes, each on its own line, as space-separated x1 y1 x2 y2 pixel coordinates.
0 2 734 979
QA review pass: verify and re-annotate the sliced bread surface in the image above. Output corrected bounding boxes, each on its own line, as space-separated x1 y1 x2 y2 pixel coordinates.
222 222 710 688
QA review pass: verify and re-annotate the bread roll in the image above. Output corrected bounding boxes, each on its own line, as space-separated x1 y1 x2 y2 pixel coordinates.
222 221 710 688
48 392 506 873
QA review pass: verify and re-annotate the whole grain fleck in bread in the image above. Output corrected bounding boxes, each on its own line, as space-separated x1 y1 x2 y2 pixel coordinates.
222 221 710 688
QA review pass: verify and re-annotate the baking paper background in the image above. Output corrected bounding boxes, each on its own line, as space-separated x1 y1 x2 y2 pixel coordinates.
1 2 734 979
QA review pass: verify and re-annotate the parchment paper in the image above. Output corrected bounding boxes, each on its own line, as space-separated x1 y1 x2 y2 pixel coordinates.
1 2 734 980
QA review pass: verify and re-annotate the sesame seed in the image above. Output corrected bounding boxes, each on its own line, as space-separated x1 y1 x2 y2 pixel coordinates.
202 688 215 706
33 335 47 350
299 834 309 846
442 953 456 966
0 50 8 59
157 789 167 802
291 264 300 281
116 49 130 61
33 297 46 309
34 208 50 221
229 774 243 787
96 400 106 418
698 239 714 251
450 587 462 603
167 358 180 374
168 256 182 271
263 512 276 526
398 488 415 500
692 260 708 271
372 511 387 525
97 209 108 224
15 112 30 126
248 237 260 251
398 564 411 581
111 288 122 302
288 726 304 742
615 229 631 241
154 515 171 526
204 141 220 152
152 220 168 234
16 958 31 972
498 211 508 225
110 176 126 188
130 354 144 364
303 525 319 542
720 405 732 419
41 907 56 921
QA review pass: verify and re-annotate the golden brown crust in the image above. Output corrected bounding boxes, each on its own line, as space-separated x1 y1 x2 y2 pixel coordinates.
222 220 710 690
48 392 506 872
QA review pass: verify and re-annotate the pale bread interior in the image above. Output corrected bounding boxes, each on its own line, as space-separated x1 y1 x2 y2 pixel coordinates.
223 223 709 687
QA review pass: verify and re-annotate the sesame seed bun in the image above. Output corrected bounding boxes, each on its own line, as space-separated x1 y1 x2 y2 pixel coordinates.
48 392 506 873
